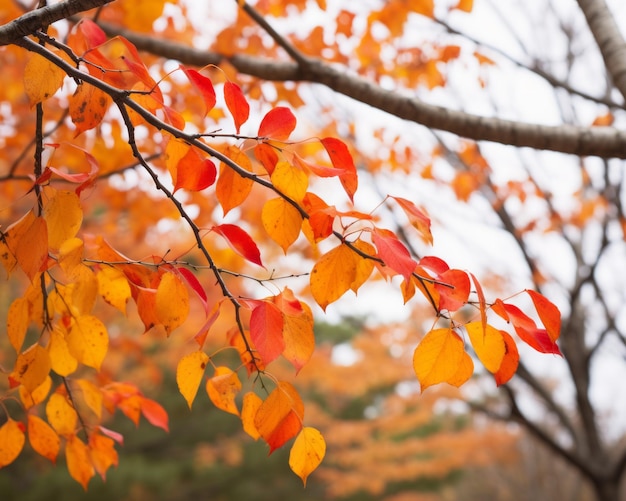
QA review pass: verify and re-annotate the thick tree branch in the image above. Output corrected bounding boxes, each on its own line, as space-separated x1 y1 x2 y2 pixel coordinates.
94 23 626 159
577 0 626 102
0 0 113 45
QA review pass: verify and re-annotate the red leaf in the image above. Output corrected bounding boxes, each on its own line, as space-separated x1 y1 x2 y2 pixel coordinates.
502 303 561 355
418 256 449 276
176 267 208 312
174 148 216 192
212 224 264 267
321 137 357 201
526 289 561 342
193 300 222 348
391 196 433 245
434 269 470 312
140 397 169 432
181 66 216 115
470 272 487 336
258 107 297 141
254 143 279 175
372 228 417 281
250 301 285 365
302 193 334 242
224 81 249 134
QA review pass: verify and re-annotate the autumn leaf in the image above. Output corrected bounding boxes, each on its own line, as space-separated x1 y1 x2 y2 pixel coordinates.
258 106 297 140
69 83 111 136
19 376 52 410
434 269 470 312
96 266 131 314
140 397 169 432
289 427 326 486
250 300 285 365
526 289 561 342
216 146 255 215
465 322 506 373
212 224 264 267
262 197 303 252
5 211 48 281
27 414 60 464
494 331 520 386
271 161 308 202
242 392 263 440
181 66 216 115
254 382 304 453
67 315 109 371
310 243 360 310
224 81 250 133
44 189 83 249
321 137 358 201
173 147 217 193
48 326 79 377
0 419 25 467
176 351 210 409
278 296 315 373
372 227 417 281
89 433 118 481
155 272 190 335
391 196 433 245
46 392 78 437
206 366 242 416
7 297 28 352
24 52 65 106
11 344 51 393
413 327 467 391
66 434 95 490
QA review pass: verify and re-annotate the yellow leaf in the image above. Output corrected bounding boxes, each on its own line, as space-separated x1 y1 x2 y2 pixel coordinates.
262 197 303 252
24 52 66 106
46 392 78 437
465 321 506 373
48 326 78 377
271 161 308 202
27 415 60 463
122 0 166 32
12 343 51 392
206 366 242 416
0 419 25 467
349 239 375 293
76 379 103 420
43 190 83 250
65 434 95 490
67 315 109 371
176 351 209 409
412 328 466 391
7 297 29 352
19 375 52 410
241 392 262 440
97 266 131 314
310 243 359 310
289 427 326 486
155 272 190 335
448 351 474 387
58 238 85 279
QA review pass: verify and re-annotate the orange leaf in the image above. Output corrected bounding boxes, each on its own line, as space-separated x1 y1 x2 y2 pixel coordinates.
391 196 433 245
6 211 48 281
27 415 60 463
46 392 77 437
224 81 250 133
206 366 242 416
65 434 95 490
12 343 51 393
7 297 28 352
89 433 118 481
181 66 216 115
254 142 279 174
24 52 66 106
289 427 326 486
448 351 474 387
349 239 376 293
494 331 519 386
19 376 52 410
471 272 487 336
155 272 190 335
96 266 131 314
258 107 297 141
173 147 216 193
465 322 506 373
274 290 315 372
453 0 473 12
254 382 304 453
216 146 254 215
250 300 285 365
501 302 561 355
48 326 78 377
67 315 109 371
242 392 263 440
69 83 111 136
310 243 360 310
413 328 467 391
176 351 210 409
140 397 169 432
321 137 357 201
75 379 103 420
526 289 561 342
261 197 303 252
0 419 25 467
213 224 263 267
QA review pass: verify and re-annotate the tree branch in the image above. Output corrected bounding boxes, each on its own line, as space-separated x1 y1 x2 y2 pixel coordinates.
93 22 626 159
577 0 626 102
0 0 113 45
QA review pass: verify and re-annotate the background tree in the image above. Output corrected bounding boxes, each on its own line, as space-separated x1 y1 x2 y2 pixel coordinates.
0 1 625 500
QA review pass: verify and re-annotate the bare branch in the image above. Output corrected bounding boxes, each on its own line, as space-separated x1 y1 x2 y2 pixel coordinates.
93 22 626 159
0 0 114 45
577 0 626 101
